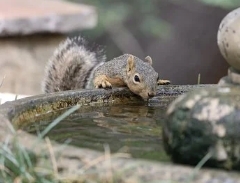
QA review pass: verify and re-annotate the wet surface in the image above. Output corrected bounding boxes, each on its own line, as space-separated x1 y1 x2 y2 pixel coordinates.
22 98 172 162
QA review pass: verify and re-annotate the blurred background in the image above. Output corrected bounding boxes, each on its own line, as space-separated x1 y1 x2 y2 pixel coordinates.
72 0 239 85
0 0 240 96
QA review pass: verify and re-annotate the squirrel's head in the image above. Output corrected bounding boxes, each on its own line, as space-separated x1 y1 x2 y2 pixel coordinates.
125 55 159 101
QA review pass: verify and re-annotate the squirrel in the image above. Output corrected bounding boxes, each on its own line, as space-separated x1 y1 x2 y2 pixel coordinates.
42 36 170 100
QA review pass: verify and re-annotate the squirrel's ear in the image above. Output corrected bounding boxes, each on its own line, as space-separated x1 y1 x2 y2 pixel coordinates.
127 55 135 72
145 56 152 65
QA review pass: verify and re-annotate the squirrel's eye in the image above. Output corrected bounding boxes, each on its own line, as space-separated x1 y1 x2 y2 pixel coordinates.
134 75 140 82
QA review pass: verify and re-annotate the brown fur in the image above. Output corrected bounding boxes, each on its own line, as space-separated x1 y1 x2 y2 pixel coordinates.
42 37 105 93
43 37 171 100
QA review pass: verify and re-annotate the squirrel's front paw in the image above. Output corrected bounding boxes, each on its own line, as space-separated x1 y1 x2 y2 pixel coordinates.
157 79 171 85
94 75 112 89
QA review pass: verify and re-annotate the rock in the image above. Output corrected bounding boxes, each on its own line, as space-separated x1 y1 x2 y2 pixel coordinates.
217 7 240 71
0 0 98 95
0 0 97 36
164 86 240 170
0 34 66 95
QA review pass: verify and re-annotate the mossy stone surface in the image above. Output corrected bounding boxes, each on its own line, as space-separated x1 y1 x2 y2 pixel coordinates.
164 86 240 170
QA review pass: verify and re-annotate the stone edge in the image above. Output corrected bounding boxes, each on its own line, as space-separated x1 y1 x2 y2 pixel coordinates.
1 85 240 182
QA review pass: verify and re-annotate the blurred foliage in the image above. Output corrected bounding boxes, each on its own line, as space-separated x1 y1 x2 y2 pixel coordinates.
198 0 240 9
69 0 240 58
69 0 171 58
70 0 240 39
72 0 171 39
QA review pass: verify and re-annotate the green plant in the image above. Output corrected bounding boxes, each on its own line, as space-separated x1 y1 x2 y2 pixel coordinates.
0 105 80 183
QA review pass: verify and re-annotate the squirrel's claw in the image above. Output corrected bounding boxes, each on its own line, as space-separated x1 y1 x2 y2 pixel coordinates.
157 79 171 85
97 81 112 89
94 75 112 89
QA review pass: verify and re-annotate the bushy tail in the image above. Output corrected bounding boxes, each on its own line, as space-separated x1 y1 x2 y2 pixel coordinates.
42 36 106 93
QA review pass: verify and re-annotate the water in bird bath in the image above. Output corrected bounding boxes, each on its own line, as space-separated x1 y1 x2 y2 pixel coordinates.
21 99 171 162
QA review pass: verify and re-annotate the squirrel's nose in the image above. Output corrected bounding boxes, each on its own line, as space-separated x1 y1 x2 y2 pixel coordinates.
148 92 155 98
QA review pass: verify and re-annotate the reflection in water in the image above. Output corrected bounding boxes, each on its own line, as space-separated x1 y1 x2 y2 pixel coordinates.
23 101 170 162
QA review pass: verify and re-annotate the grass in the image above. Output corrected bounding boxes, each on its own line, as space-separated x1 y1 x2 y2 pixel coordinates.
187 151 213 183
0 75 5 89
0 137 54 182
197 73 201 85
0 75 6 105
0 104 81 183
